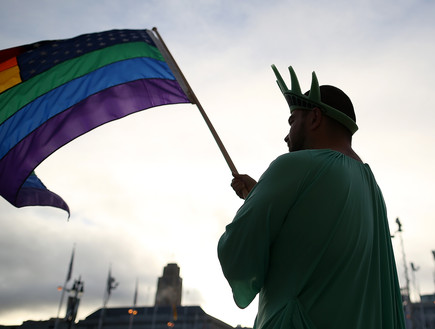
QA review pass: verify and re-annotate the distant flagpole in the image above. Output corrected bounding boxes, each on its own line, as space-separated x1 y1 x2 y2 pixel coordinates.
432 250 435 303
54 245 75 329
98 265 119 329
148 28 239 175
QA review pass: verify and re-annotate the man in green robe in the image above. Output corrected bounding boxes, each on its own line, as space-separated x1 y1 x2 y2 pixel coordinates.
217 66 406 329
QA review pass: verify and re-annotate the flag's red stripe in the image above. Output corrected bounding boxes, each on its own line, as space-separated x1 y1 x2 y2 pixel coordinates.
0 57 17 72
0 45 31 63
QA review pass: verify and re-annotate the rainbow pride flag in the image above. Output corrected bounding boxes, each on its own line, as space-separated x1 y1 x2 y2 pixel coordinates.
0 29 192 216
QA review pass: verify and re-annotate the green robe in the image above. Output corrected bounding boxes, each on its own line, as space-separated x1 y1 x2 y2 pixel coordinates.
218 150 405 329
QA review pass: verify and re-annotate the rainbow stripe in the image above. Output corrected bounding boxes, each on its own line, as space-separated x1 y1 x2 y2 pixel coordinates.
0 29 191 214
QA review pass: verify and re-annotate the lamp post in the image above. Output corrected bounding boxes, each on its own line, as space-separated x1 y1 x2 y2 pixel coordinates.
128 308 138 329
128 279 139 329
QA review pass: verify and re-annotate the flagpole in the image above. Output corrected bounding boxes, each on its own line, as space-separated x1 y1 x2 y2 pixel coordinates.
54 245 75 329
54 285 66 329
432 250 435 303
149 27 239 175
98 268 110 329
98 265 118 329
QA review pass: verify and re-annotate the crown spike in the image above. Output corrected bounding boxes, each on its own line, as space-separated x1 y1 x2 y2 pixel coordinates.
308 71 320 102
271 64 288 93
288 66 302 95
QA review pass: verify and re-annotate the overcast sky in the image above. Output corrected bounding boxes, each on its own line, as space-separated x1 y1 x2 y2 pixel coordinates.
1 0 435 327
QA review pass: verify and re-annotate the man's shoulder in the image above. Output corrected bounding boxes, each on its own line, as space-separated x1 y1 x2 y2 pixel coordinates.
268 150 351 178
273 149 331 165
257 150 332 190
265 150 320 177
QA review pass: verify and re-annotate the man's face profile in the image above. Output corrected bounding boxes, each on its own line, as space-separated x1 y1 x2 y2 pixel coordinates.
285 109 308 152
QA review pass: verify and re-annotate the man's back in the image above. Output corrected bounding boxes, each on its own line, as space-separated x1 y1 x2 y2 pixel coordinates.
218 149 405 329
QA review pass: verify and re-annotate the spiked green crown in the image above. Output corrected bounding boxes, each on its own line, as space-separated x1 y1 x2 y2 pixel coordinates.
271 65 358 135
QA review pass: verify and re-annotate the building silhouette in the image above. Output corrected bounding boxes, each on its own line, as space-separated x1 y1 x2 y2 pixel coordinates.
75 305 234 329
74 262 237 329
155 263 182 307
406 294 435 329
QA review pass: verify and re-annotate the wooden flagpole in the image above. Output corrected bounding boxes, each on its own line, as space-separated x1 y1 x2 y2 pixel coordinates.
149 27 239 175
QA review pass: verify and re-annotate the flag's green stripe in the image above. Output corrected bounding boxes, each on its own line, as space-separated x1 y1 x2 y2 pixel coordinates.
0 41 163 125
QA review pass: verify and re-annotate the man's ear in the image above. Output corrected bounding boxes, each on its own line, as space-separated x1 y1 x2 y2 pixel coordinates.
309 107 323 130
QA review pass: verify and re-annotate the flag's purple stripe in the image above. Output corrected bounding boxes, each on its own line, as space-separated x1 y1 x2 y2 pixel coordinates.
17 172 70 214
15 186 70 214
0 78 190 204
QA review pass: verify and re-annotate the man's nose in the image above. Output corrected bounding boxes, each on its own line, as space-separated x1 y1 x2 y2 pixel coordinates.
284 134 289 143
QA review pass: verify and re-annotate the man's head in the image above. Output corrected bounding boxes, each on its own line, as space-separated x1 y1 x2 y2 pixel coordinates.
272 65 357 152
272 65 358 135
284 86 356 152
